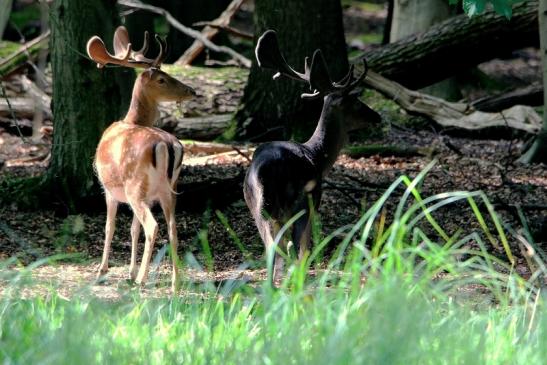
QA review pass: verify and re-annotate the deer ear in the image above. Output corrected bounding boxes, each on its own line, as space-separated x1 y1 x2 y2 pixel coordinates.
309 49 333 93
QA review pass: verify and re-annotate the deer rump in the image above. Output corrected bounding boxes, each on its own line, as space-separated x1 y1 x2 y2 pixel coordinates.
244 141 322 223
95 123 183 203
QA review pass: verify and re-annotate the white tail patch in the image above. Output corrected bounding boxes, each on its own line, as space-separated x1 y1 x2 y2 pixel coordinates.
154 142 169 178
304 179 317 193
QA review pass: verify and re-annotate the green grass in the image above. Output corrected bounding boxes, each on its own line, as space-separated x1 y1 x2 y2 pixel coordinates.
1 163 546 364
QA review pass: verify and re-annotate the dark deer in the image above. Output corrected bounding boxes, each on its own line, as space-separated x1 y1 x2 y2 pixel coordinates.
87 26 196 292
244 30 380 283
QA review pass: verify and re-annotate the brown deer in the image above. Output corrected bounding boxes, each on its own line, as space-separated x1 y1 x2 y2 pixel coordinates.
87 26 196 292
244 30 380 283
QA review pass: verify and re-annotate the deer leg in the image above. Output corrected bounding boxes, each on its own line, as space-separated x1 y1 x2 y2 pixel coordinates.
128 198 158 287
97 192 118 281
129 213 141 281
292 213 312 261
271 222 286 285
159 193 180 294
254 215 284 285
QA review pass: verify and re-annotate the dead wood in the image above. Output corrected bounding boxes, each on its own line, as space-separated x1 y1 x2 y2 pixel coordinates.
0 97 51 119
176 172 245 212
192 21 253 40
182 140 252 155
162 114 233 140
363 70 542 134
471 83 543 112
177 0 247 66
359 1 538 89
118 0 251 68
0 31 50 78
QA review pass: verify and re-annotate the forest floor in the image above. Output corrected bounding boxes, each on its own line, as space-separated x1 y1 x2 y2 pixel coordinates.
1 4 546 298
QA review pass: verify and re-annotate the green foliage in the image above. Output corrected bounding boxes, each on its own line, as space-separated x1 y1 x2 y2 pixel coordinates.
1 166 545 364
452 0 523 18
0 175 46 209
53 215 86 252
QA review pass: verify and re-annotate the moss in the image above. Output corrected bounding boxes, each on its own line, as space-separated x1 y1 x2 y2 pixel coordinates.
351 33 383 45
0 41 20 59
162 65 249 83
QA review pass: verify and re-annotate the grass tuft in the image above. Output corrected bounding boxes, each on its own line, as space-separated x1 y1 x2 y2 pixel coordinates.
1 167 545 364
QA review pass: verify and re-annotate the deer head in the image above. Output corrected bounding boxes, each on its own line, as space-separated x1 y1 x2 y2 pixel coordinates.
255 30 379 131
87 26 195 120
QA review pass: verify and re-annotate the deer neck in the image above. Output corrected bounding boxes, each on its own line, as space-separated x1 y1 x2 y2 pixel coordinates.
304 95 347 176
123 79 159 127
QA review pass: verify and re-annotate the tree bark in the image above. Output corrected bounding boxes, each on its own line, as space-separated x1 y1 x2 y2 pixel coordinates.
46 0 134 212
360 0 539 90
518 0 547 164
231 0 348 141
0 0 12 39
390 0 451 41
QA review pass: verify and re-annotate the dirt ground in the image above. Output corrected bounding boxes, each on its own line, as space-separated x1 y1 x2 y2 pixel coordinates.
1 5 546 295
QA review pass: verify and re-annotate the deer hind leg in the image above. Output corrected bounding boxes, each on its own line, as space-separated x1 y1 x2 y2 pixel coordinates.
255 215 284 285
292 212 312 261
129 213 141 281
127 195 158 287
159 192 180 293
97 191 118 281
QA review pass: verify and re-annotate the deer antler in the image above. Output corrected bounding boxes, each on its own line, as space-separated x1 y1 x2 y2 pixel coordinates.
308 50 368 96
87 26 167 69
255 30 369 99
255 30 310 83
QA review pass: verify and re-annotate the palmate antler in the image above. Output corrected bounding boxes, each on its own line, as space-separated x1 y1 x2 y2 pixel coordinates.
255 30 368 98
86 26 167 69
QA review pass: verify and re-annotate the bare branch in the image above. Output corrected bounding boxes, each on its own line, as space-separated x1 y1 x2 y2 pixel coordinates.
192 21 253 40
118 0 251 68
177 0 248 65
363 70 542 134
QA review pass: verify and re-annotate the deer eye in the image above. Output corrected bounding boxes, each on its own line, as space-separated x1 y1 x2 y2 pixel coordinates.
157 78 165 84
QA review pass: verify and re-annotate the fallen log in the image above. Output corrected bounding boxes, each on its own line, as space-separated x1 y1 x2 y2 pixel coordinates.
0 31 50 78
176 172 245 212
181 140 252 155
359 1 538 89
0 97 50 118
161 114 233 140
176 0 247 66
363 70 542 134
471 83 543 112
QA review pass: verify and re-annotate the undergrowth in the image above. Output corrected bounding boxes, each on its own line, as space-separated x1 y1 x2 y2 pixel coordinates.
1 162 545 364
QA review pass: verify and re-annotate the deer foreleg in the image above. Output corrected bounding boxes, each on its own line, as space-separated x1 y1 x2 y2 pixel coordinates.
129 213 141 281
97 192 118 281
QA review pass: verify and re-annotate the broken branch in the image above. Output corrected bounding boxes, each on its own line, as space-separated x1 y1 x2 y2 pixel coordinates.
118 0 251 68
363 70 542 134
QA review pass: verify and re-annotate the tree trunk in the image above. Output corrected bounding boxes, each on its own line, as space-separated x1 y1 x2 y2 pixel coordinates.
360 0 538 90
46 0 134 212
0 0 12 39
390 0 451 41
230 0 348 141
390 0 460 100
518 0 547 164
